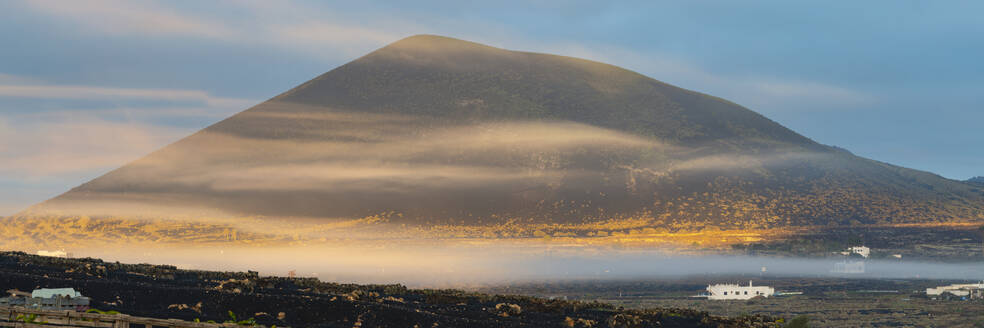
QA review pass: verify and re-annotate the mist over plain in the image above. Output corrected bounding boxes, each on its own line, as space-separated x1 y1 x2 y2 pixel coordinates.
65 244 984 288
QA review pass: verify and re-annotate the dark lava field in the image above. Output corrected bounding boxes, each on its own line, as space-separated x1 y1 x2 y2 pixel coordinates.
0 251 780 327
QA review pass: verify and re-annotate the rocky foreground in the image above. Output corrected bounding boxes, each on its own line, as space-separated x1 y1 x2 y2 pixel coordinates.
0 251 782 327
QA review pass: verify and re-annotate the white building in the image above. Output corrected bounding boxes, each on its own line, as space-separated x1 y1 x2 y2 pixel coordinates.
706 281 774 300
845 246 870 258
32 288 82 299
37 250 67 257
926 283 984 299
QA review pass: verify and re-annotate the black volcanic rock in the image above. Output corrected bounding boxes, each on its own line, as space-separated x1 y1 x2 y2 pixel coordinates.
0 251 774 328
16 35 984 229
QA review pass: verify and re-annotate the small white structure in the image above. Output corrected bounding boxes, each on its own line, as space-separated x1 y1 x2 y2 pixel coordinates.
32 288 82 299
706 281 774 300
847 246 870 258
37 250 67 257
926 283 984 299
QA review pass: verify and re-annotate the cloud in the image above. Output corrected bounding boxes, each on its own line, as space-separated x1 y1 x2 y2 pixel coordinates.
0 74 259 131
666 152 823 173
0 83 256 109
509 42 873 112
0 73 41 84
0 74 262 214
0 75 256 191
16 0 419 61
14 0 872 114
265 22 411 57
0 115 190 177
20 0 233 39
216 0 426 55
14 0 871 113
739 78 872 110
203 164 564 192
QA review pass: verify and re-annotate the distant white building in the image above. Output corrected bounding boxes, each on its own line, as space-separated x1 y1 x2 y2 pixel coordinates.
37 250 67 257
32 288 82 299
706 281 774 300
926 283 984 299
846 246 870 258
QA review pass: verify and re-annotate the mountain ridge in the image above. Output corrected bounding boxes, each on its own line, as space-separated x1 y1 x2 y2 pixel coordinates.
272 35 823 149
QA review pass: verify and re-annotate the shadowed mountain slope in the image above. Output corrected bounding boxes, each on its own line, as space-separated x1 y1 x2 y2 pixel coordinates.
15 35 984 232
272 35 816 148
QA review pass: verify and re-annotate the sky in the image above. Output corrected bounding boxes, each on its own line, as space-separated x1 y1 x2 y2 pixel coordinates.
0 0 982 216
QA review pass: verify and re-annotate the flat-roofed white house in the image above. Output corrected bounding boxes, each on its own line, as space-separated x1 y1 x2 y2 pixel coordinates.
706 281 774 300
839 246 871 258
848 246 870 258
31 288 82 299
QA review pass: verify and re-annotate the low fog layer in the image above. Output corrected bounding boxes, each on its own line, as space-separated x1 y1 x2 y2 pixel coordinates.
71 245 984 288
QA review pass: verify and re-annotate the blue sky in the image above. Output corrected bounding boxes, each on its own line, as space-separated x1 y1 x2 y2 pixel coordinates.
0 0 982 215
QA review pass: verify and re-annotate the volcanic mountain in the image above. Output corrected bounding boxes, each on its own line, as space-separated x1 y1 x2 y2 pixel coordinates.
11 35 984 239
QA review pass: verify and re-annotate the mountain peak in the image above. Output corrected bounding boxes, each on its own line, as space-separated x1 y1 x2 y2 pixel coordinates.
359 34 517 71
368 34 508 60
387 34 493 49
278 35 818 147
